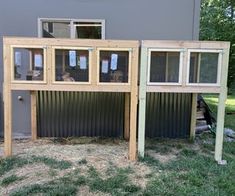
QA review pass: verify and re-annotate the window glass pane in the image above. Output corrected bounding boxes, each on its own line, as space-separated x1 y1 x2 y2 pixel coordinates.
55 49 89 82
150 52 180 83
75 22 102 39
189 52 219 84
42 22 70 38
99 51 129 83
13 48 44 81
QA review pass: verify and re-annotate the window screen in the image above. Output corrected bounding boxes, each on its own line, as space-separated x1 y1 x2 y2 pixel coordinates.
55 49 89 82
189 52 219 84
149 51 180 83
13 48 44 81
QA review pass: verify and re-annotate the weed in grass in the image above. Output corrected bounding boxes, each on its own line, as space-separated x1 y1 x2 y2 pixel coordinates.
1 175 24 187
78 158 87 165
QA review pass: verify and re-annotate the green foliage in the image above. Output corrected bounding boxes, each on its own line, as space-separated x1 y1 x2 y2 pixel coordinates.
200 0 235 88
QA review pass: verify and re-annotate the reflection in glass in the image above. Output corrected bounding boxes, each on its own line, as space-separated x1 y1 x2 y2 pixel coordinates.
99 51 129 83
150 52 180 83
55 49 89 82
75 22 102 39
189 52 219 83
42 22 70 38
13 48 44 81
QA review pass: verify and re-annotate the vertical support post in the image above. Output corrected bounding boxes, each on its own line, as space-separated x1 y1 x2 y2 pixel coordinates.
215 89 227 161
138 46 148 157
214 46 230 162
3 42 12 156
31 91 37 141
4 86 12 156
129 47 139 161
190 93 197 140
124 93 130 140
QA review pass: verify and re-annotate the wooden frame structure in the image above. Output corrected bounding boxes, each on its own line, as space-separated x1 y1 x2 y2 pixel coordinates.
138 40 230 162
3 37 139 160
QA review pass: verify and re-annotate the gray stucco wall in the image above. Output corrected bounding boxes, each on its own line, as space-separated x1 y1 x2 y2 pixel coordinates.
0 0 201 136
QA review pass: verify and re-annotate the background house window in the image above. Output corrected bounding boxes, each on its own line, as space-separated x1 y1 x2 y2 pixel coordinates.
189 52 220 84
149 51 181 83
39 18 105 39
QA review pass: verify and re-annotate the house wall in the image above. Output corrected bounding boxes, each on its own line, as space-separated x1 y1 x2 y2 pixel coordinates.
0 0 201 136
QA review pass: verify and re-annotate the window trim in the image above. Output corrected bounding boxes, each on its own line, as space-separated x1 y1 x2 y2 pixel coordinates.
186 49 223 87
147 48 184 86
38 18 105 39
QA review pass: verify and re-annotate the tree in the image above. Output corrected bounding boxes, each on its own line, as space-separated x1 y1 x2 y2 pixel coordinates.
200 0 235 89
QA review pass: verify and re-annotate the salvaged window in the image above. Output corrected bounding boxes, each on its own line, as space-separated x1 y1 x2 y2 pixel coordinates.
188 51 221 84
99 50 129 83
149 51 181 84
74 22 102 39
54 49 89 82
13 48 44 82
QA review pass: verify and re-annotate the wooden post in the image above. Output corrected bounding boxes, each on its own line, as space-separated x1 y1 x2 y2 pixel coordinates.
31 91 37 141
3 43 12 157
129 48 139 161
215 89 227 161
138 46 148 157
214 47 230 162
190 93 197 140
124 93 130 140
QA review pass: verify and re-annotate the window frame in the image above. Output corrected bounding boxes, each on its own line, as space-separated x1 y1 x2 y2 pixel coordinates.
10 45 47 84
97 48 132 85
186 49 223 87
147 48 184 86
52 46 93 85
38 18 105 39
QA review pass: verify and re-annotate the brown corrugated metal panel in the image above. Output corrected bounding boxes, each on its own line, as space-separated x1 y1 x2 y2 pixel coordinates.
37 91 124 138
37 92 191 138
145 93 192 138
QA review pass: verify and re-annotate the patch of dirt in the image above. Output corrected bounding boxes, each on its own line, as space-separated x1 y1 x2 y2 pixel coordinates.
146 150 177 164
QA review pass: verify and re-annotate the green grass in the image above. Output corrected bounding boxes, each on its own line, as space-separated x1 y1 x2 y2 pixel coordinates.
0 155 72 177
1 174 24 187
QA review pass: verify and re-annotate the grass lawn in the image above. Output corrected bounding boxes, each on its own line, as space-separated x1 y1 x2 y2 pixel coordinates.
0 89 234 195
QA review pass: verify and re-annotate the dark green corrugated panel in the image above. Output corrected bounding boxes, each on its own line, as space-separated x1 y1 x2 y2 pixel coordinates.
37 91 124 137
145 93 192 138
37 92 191 138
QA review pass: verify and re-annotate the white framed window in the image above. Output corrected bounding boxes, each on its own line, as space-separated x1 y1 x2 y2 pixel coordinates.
147 49 184 85
186 49 223 86
38 18 105 39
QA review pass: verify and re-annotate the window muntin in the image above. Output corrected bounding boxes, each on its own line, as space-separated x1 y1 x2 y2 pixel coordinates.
13 47 45 82
99 50 129 83
54 49 89 83
188 52 220 84
148 50 182 84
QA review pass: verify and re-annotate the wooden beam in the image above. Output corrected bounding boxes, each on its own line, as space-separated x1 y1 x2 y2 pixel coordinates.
138 47 148 157
214 46 230 162
3 44 12 157
128 48 139 161
124 93 130 140
190 93 197 140
31 91 37 141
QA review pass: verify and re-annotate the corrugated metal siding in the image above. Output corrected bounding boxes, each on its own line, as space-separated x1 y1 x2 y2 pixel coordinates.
145 93 191 138
37 92 191 138
37 91 124 137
